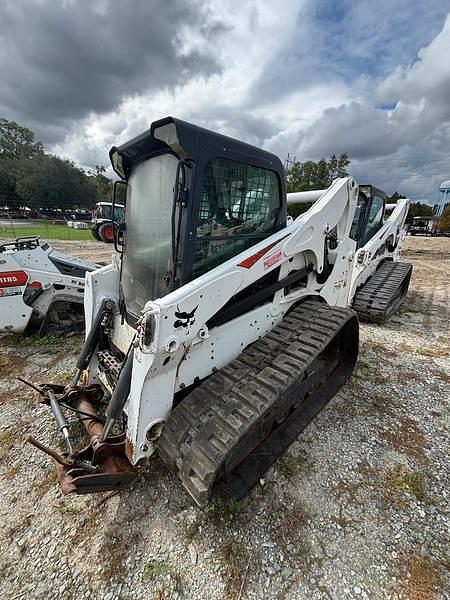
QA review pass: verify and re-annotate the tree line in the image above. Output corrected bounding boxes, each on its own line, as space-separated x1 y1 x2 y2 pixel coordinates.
1 116 440 224
0 117 113 210
285 155 435 223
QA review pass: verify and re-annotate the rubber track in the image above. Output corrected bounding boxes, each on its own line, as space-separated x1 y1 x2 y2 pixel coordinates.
158 299 358 506
352 261 412 324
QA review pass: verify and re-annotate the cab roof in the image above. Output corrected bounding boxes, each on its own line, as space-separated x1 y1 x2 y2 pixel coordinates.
109 116 283 180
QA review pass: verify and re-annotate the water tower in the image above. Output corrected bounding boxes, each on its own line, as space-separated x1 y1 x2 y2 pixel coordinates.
435 180 450 216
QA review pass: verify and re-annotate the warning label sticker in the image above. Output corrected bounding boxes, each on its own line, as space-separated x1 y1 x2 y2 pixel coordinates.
263 249 283 270
0 286 22 297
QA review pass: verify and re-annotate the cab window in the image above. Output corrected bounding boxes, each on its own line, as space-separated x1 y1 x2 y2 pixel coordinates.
350 194 367 242
193 158 280 277
362 195 385 245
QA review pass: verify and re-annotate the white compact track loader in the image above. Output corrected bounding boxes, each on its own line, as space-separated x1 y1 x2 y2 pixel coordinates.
25 117 411 504
0 236 99 334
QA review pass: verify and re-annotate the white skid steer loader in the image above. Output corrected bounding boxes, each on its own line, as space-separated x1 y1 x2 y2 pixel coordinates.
0 236 99 334
25 117 411 504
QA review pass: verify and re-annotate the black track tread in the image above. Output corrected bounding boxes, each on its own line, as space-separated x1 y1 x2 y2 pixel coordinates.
158 299 358 506
352 261 413 324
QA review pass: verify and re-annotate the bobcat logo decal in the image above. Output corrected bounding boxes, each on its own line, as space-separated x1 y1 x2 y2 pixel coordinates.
174 305 198 329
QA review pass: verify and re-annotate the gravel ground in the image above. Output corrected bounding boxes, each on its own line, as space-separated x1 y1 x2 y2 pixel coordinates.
0 235 448 600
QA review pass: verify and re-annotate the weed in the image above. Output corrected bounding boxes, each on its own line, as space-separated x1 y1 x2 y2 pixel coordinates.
53 369 76 384
143 559 172 581
331 504 355 533
357 358 373 371
4 464 20 480
35 469 57 498
270 499 311 565
185 513 204 544
330 479 363 506
184 498 243 545
0 429 14 461
32 333 61 347
219 540 250 599
370 394 397 417
0 353 26 379
142 558 182 597
416 345 450 358
386 464 426 501
380 416 429 465
277 453 301 478
397 553 441 599
366 340 389 354
205 497 243 524
0 559 11 580
99 524 140 582
396 369 422 385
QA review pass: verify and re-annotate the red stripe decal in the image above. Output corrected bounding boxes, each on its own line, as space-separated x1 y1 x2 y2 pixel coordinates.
238 235 288 269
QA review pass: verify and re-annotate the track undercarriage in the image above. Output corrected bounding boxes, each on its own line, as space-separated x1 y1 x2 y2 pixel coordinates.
353 261 413 324
159 299 358 506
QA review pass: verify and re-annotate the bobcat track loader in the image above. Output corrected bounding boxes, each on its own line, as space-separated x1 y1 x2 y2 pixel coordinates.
0 236 99 334
26 117 411 505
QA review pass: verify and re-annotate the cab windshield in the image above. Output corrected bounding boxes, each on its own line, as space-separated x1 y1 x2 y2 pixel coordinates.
121 153 178 317
97 204 124 221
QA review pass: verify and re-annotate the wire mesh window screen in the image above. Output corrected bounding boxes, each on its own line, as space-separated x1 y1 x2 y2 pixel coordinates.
193 157 280 278
197 158 279 236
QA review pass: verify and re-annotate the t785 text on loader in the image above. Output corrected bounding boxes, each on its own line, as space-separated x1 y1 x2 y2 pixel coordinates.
25 117 411 505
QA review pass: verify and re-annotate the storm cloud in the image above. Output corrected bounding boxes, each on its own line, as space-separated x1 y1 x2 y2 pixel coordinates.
1 0 449 201
0 0 224 142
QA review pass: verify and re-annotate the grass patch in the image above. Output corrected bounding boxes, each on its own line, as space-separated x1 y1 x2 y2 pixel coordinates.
3 464 20 480
331 478 364 507
269 500 312 567
277 453 300 478
398 554 442 599
369 394 398 417
205 497 243 524
0 429 14 461
99 524 140 583
0 353 27 379
416 345 450 358
386 464 426 501
143 558 172 581
380 416 428 465
185 498 244 543
53 369 77 385
69 504 100 546
0 222 93 241
32 333 61 347
219 540 250 599
35 469 58 498
142 558 182 596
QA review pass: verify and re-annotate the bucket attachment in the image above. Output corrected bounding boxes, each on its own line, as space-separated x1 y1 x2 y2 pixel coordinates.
22 379 138 495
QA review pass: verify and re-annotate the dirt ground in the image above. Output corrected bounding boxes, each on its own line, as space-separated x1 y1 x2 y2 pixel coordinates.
0 235 448 599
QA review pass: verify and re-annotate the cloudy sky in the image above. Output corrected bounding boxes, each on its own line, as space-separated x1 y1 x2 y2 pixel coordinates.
1 0 449 202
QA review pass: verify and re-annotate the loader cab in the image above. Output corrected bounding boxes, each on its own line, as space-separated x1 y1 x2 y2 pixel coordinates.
94 202 125 223
109 117 286 321
350 185 387 248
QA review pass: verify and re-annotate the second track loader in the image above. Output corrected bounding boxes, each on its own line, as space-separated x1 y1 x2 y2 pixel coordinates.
26 117 411 505
0 236 99 334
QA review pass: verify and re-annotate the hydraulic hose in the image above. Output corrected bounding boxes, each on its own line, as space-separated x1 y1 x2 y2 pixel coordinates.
71 298 112 386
